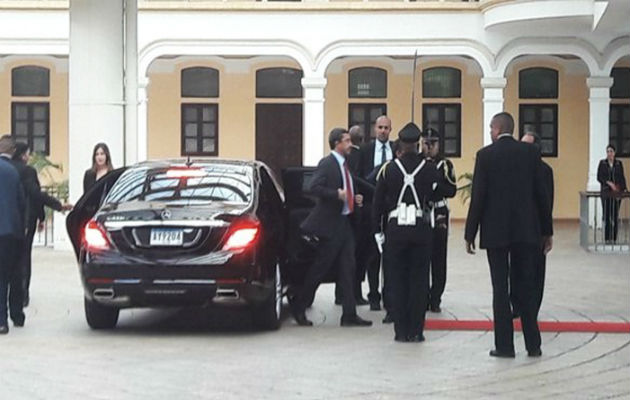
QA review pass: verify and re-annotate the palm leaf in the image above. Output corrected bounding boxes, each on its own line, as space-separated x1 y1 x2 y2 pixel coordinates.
457 172 473 204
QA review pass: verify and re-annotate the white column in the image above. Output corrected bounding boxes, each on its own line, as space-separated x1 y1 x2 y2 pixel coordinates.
481 77 507 147
124 0 138 166
68 0 125 204
302 76 327 166
137 78 149 162
586 76 614 191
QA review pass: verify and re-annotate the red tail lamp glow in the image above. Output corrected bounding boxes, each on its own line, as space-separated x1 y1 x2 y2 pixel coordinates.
223 221 260 251
84 220 110 251
166 168 208 179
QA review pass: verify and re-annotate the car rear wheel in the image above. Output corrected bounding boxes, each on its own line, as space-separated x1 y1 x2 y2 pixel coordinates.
252 263 282 331
84 298 119 329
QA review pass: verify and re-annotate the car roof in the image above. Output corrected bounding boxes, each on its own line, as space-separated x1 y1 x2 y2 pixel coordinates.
133 158 263 170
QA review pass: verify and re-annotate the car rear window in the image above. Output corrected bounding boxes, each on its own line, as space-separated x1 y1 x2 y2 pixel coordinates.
103 164 253 206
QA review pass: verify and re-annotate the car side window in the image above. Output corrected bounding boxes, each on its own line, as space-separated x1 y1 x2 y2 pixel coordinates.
260 167 283 216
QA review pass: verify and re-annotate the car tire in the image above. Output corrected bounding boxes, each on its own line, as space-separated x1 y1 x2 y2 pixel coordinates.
252 263 282 331
84 297 119 329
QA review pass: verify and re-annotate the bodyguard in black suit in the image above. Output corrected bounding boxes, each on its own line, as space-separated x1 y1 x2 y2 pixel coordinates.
511 132 554 319
11 142 71 307
0 135 26 334
465 113 553 358
291 128 372 327
358 115 395 311
373 122 447 342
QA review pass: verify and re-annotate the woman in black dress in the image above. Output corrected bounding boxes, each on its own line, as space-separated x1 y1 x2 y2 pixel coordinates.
597 144 627 243
83 143 114 193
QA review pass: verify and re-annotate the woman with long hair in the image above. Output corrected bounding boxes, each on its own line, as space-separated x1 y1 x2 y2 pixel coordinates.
597 144 627 243
83 142 114 193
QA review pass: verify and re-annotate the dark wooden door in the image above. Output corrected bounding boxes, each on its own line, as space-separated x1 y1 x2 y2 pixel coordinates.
256 103 303 176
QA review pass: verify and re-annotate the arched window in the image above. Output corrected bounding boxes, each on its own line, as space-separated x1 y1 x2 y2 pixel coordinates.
348 67 387 98
181 67 219 98
518 67 559 157
11 66 51 154
256 68 303 98
180 67 219 156
12 66 50 97
422 67 461 98
519 68 558 99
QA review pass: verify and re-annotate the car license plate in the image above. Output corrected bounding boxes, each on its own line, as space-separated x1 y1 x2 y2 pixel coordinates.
150 228 183 246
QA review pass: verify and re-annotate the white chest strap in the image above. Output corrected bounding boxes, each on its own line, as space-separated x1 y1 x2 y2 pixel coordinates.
394 159 425 208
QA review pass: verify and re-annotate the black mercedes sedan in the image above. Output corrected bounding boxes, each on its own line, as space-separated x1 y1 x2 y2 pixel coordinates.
67 159 294 330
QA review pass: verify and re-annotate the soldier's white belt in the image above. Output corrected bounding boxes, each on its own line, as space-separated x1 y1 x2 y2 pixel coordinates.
388 206 424 226
434 200 448 208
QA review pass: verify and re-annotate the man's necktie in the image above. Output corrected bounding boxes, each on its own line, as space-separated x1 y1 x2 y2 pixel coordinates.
380 142 387 165
344 161 354 213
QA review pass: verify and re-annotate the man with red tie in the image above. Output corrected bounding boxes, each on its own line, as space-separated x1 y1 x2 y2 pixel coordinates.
291 128 373 327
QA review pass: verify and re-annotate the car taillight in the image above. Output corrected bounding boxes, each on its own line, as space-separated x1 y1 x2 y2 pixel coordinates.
222 221 260 251
84 220 110 251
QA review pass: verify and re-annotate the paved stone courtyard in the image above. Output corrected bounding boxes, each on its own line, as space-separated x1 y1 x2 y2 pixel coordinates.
1 222 628 399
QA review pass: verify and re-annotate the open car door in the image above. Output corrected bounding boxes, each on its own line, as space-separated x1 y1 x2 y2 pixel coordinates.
281 167 316 287
65 168 127 259
281 167 377 287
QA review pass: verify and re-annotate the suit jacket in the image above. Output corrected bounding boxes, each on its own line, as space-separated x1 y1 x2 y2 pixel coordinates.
10 159 62 227
0 156 25 238
542 161 554 212
464 136 552 249
597 159 627 194
347 145 361 176
358 140 395 183
301 153 352 238
83 169 97 194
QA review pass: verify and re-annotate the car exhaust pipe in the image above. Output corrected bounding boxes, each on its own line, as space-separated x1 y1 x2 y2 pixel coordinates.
214 288 240 301
93 288 115 300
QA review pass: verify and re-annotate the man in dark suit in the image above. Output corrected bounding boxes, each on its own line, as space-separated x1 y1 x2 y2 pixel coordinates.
465 113 553 358
334 124 369 305
512 131 554 319
291 128 372 327
0 135 26 334
11 142 72 307
358 115 395 312
346 125 363 175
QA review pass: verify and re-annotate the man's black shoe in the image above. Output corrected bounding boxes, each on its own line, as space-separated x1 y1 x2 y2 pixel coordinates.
528 348 542 357
489 349 515 358
0 325 8 334
12 317 24 328
394 335 408 342
429 304 442 313
293 312 313 326
382 313 394 324
369 301 381 311
340 315 372 327
408 334 425 342
356 297 369 306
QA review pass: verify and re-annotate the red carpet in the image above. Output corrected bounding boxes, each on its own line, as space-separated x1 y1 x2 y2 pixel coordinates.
424 319 630 333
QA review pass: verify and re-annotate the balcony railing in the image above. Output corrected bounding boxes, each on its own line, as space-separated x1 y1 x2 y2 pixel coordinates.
579 191 630 253
32 185 62 248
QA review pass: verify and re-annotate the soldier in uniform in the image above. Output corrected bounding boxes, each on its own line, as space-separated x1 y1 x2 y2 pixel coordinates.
421 128 457 313
372 122 446 342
